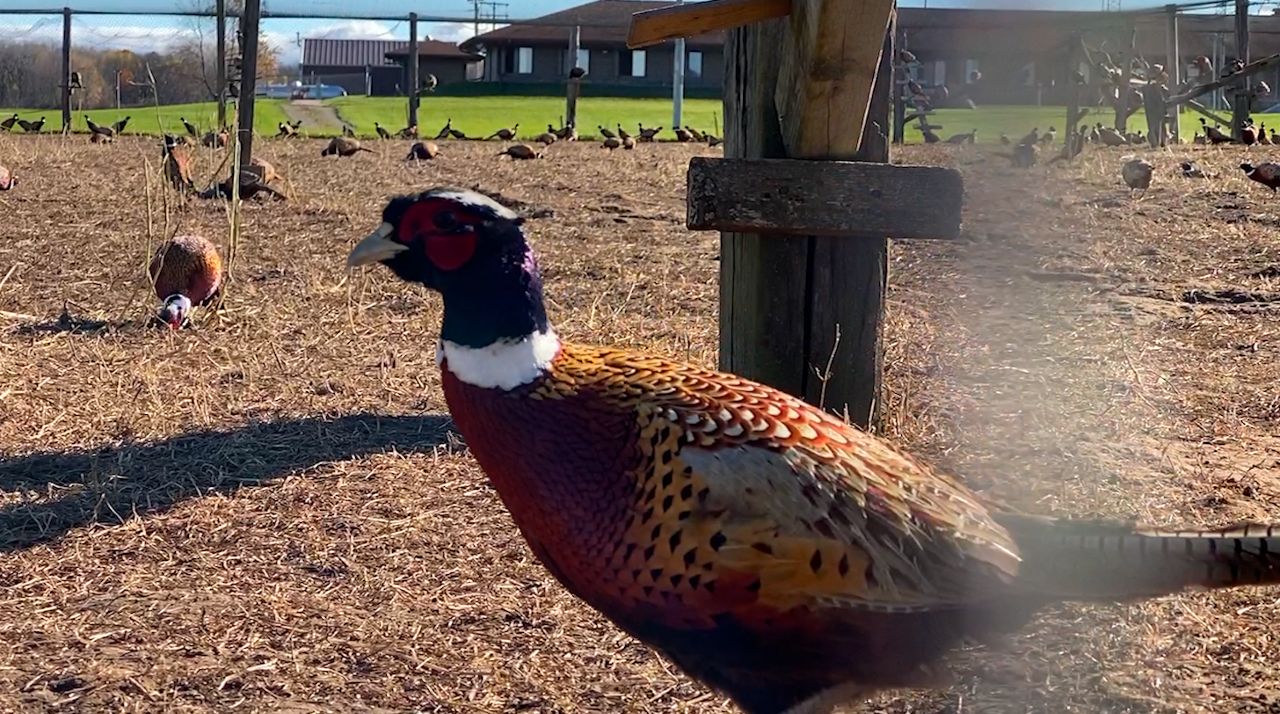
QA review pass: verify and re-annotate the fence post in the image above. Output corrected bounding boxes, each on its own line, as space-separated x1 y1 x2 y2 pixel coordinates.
1232 0 1249 141
566 25 582 130
891 25 905 145
1166 4 1180 143
216 0 227 128
236 0 261 178
408 13 419 130
61 7 71 134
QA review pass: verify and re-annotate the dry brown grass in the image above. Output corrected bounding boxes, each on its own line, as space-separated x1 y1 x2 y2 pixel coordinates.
0 133 1277 713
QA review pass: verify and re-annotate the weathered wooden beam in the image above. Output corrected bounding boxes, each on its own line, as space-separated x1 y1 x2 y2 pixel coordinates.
1185 98 1231 127
1232 0 1250 142
775 0 894 158
1167 53 1280 105
627 0 791 49
1143 85 1165 147
688 157 961 240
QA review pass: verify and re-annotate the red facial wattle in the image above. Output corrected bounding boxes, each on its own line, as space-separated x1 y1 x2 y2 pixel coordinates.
424 232 477 271
398 200 478 271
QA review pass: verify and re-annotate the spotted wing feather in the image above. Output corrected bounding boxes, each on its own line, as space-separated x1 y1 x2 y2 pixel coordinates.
149 234 222 304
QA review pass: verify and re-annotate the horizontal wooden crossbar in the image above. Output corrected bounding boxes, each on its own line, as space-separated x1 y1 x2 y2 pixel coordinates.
1167 53 1280 106
627 0 792 49
687 157 962 240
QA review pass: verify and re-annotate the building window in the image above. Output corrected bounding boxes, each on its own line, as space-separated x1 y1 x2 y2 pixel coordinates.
502 48 514 74
516 46 533 74
688 50 703 78
1021 62 1036 87
933 60 946 85
620 49 646 77
575 48 590 73
964 59 979 84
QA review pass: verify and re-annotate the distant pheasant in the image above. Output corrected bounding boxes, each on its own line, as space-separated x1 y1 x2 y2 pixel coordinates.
497 144 538 160
1241 161 1280 191
405 140 440 161
0 164 14 191
375 122 392 140
85 115 113 137
598 124 617 140
1122 158 1154 195
111 115 131 134
0 113 16 132
1201 117 1232 145
435 118 452 140
149 234 222 330
349 187 1280 714
17 117 45 133
181 116 198 138
487 124 519 141
321 136 373 157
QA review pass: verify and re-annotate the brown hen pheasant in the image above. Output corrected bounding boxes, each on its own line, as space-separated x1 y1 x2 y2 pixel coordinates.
149 235 222 329
348 188 1280 714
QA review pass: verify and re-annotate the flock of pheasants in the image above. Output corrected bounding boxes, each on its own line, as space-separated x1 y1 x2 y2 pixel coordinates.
950 117 1280 197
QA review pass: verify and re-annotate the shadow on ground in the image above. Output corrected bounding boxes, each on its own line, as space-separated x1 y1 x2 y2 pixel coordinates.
0 412 455 551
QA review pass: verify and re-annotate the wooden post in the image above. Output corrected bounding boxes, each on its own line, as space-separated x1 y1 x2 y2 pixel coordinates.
236 0 261 179
408 13 420 130
216 0 227 129
892 25 906 144
61 7 71 134
721 0 895 426
1233 0 1249 140
566 25 582 130
1065 33 1082 155
1115 25 1136 133
1166 4 1180 143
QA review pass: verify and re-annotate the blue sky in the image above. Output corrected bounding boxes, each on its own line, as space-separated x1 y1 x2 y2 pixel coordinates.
0 0 1233 65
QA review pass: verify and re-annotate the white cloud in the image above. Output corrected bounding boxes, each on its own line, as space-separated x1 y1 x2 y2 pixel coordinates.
424 21 478 43
306 19 399 40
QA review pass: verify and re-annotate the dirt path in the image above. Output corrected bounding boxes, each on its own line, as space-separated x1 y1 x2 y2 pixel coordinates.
280 99 345 134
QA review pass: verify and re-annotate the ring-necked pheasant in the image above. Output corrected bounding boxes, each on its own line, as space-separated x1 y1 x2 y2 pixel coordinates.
348 187 1280 714
434 119 452 140
487 124 519 141
112 116 130 134
598 124 617 140
181 116 199 138
321 136 373 157
375 122 392 140
0 164 14 191
0 113 16 131
497 144 538 160
17 117 45 133
405 140 440 161
1122 158 1153 195
85 115 113 137
150 234 221 329
1241 161 1280 191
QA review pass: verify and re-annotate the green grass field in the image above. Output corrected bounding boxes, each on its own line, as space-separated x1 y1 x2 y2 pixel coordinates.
0 97 1253 143
328 96 725 140
0 100 291 137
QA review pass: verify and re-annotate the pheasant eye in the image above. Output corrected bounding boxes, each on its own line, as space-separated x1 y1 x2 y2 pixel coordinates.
434 210 459 230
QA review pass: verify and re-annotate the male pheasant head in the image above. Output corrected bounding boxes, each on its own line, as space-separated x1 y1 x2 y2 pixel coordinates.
159 294 192 330
348 188 556 386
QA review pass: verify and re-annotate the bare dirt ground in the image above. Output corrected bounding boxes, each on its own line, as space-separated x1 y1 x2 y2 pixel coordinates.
0 133 1277 713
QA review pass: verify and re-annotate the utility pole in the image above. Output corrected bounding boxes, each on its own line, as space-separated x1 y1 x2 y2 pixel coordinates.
1166 4 1180 143
567 25 582 130
408 12 419 130
61 8 71 134
216 0 227 128
672 0 686 129
1233 0 1249 140
236 0 262 179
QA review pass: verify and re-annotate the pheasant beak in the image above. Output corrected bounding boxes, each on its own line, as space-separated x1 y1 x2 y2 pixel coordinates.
348 223 408 267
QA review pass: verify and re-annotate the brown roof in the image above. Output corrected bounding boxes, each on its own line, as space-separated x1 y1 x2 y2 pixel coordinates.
302 39 479 69
384 40 484 61
461 0 724 50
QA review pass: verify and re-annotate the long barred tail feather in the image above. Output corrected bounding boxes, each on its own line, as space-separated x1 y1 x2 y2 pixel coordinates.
997 514 1280 600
